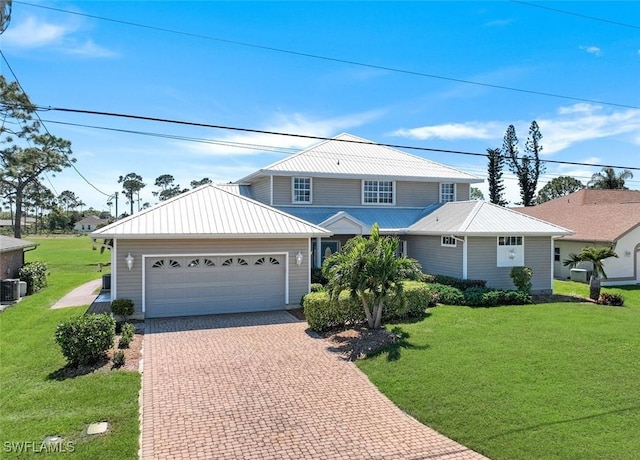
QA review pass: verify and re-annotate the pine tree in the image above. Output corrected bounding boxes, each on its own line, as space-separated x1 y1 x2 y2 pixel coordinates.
487 148 507 206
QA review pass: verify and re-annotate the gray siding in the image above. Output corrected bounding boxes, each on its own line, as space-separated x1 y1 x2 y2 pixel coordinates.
115 238 310 318
406 235 463 278
456 183 470 201
251 177 271 205
467 236 552 293
396 182 439 207
311 177 362 206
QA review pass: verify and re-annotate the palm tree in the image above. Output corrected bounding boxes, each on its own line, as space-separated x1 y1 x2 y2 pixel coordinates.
587 167 633 190
563 246 618 300
322 224 421 329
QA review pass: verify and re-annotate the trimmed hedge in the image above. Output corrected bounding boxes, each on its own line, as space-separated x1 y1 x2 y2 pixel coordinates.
421 273 486 290
55 313 116 367
303 281 437 332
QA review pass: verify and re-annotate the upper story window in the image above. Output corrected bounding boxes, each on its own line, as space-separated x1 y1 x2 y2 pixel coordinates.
441 236 457 247
292 177 312 203
362 180 394 205
440 183 456 203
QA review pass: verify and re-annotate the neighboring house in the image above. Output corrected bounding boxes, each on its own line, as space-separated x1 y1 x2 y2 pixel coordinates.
92 133 570 319
516 189 640 285
0 217 36 232
74 215 109 233
0 235 38 280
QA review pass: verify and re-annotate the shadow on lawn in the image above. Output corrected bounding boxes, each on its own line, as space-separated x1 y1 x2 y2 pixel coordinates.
479 405 640 442
47 357 110 381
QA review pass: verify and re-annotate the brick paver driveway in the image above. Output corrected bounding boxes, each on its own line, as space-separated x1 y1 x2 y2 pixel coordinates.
141 311 489 460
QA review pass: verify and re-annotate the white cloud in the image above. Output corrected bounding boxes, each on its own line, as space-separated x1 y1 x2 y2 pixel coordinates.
183 110 384 156
580 45 602 56
3 16 69 48
484 19 513 27
393 122 503 141
66 39 119 58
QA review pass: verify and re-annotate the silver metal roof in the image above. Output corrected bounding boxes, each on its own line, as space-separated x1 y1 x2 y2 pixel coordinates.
92 185 332 239
408 201 573 236
239 133 483 183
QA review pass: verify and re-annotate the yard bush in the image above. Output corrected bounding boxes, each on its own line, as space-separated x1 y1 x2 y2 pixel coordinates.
422 273 486 290
463 287 532 307
118 322 135 348
112 350 125 368
55 313 116 367
424 283 465 305
110 298 135 320
303 281 436 332
310 283 325 292
510 266 533 294
311 268 328 285
18 261 48 295
597 292 625 306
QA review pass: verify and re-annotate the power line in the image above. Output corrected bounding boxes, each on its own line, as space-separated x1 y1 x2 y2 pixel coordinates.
0 50 112 196
15 1 640 111
511 1 640 30
36 106 640 173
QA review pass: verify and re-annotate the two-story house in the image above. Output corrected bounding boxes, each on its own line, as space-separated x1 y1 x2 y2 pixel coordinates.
93 134 570 319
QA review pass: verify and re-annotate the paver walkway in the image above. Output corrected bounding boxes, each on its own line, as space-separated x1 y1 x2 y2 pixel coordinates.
142 311 489 460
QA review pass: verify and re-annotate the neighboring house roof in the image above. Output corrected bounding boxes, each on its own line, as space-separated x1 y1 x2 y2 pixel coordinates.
239 133 483 183
408 201 573 236
515 189 640 242
214 183 253 198
0 218 36 227
91 184 332 239
0 235 38 254
75 215 109 226
276 206 438 233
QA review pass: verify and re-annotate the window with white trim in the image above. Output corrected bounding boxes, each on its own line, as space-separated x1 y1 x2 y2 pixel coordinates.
497 236 524 267
440 183 455 203
441 236 457 247
362 180 394 205
292 177 312 203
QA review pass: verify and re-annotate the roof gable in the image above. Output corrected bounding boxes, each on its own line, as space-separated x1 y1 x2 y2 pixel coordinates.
239 133 482 183
0 235 38 253
409 201 573 236
92 185 331 238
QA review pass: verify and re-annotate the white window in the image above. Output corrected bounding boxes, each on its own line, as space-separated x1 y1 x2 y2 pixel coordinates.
292 177 312 203
440 183 456 203
362 180 394 205
497 236 524 267
441 236 457 247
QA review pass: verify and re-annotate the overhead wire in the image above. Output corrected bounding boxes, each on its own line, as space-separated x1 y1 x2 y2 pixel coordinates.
14 0 640 111
510 1 640 30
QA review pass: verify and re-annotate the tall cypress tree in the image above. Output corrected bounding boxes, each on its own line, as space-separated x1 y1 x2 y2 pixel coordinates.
503 121 545 207
487 147 507 206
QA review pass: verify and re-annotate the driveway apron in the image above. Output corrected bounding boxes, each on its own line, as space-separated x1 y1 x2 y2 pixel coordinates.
141 311 489 460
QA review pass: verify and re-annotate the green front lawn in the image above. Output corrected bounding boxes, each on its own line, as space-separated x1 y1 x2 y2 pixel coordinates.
0 236 140 459
358 281 640 460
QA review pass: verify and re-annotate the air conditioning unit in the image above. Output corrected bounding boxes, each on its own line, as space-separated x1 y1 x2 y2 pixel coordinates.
1 279 20 302
570 269 592 283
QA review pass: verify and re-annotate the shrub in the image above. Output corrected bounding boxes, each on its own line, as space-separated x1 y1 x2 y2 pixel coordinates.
421 273 486 290
386 281 437 319
112 350 126 368
55 313 116 367
424 283 465 305
311 268 328 285
510 266 533 294
18 261 48 295
597 293 624 306
111 299 135 320
463 287 532 307
118 322 135 348
310 283 325 293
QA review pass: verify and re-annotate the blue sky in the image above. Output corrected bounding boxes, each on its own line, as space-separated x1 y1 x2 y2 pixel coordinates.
2 1 639 211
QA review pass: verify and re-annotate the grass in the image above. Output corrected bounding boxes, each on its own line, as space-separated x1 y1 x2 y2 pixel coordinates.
358 281 640 460
0 236 140 459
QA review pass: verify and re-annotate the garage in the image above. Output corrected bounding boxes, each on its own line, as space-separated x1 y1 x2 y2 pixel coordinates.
145 254 286 318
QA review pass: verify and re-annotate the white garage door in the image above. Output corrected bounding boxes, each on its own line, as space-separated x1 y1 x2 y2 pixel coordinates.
145 254 286 318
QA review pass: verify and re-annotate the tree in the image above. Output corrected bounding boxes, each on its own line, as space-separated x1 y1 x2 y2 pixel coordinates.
190 177 212 188
470 187 484 201
535 176 584 204
563 246 618 301
23 180 55 233
503 121 546 207
0 76 75 238
587 167 633 190
58 190 80 213
487 147 507 206
322 224 422 329
153 174 185 201
118 173 145 215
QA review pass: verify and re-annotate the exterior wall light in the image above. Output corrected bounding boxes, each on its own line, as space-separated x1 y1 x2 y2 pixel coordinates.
295 251 304 266
125 253 134 271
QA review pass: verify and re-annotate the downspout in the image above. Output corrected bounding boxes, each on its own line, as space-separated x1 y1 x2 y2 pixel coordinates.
449 235 467 279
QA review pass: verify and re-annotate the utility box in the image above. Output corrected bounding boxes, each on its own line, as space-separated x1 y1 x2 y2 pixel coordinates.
570 269 592 283
1 279 21 302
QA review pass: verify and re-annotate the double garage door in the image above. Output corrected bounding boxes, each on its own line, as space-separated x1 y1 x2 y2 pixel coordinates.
145 254 286 318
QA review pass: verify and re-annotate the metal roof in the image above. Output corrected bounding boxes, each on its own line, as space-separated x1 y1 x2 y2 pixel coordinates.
0 235 38 254
408 201 573 236
276 206 438 233
92 185 332 239
239 133 483 183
